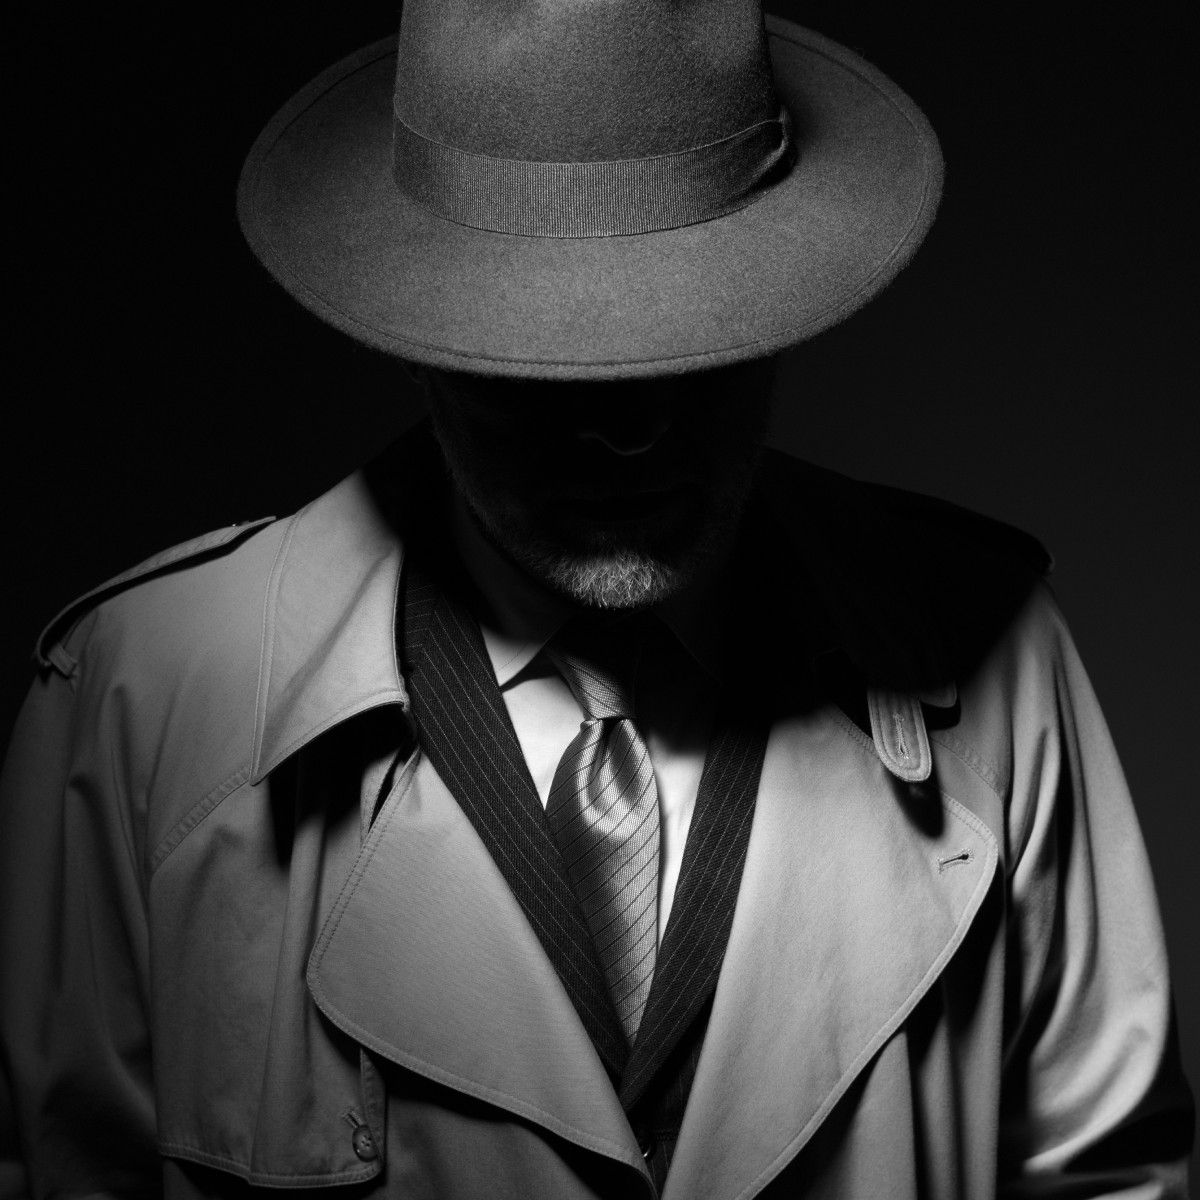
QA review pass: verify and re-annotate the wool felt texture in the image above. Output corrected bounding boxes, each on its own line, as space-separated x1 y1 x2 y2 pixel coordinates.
393 0 779 161
238 9 943 376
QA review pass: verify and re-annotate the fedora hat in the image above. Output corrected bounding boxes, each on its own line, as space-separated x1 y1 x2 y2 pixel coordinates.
237 0 942 379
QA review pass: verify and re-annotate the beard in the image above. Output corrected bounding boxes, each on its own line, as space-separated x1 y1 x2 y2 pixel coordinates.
467 504 690 610
525 545 684 610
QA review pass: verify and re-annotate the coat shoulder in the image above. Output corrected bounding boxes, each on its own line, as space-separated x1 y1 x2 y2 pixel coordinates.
858 474 1053 579
28 516 297 856
35 516 281 675
766 450 1053 577
758 451 1053 689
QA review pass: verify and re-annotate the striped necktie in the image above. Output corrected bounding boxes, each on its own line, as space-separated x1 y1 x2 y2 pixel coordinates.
546 621 661 1044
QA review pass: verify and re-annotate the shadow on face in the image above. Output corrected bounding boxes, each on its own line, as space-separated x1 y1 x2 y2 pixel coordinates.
415 356 780 607
418 358 779 499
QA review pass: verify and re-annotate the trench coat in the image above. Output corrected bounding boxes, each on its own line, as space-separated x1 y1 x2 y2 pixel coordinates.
0 443 1192 1199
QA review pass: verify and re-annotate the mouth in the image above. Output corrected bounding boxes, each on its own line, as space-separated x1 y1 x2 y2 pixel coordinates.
558 486 696 526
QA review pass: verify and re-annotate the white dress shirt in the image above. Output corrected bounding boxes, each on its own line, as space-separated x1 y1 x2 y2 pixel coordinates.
452 503 722 943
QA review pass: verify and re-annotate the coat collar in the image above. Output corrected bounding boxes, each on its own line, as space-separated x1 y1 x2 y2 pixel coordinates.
752 450 1049 693
249 469 409 785
247 432 1045 786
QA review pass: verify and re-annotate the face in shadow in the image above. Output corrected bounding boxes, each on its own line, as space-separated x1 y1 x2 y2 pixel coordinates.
419 358 778 609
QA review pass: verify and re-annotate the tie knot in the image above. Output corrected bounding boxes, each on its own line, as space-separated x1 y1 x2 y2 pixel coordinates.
547 617 647 721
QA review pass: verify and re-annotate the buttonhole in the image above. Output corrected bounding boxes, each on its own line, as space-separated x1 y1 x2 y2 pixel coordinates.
937 848 973 873
892 711 910 761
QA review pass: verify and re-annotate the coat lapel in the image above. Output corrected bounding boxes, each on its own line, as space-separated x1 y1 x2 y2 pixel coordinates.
664 704 998 1200
306 749 649 1176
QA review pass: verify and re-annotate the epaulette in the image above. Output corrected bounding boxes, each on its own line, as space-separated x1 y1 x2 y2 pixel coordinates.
35 516 277 675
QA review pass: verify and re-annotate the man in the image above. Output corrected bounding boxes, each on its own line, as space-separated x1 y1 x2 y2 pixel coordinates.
0 0 1192 1197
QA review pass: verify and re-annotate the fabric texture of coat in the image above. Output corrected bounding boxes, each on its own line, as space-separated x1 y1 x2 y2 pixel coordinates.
0 435 1192 1199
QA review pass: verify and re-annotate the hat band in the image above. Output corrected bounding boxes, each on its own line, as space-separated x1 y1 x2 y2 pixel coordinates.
391 109 794 238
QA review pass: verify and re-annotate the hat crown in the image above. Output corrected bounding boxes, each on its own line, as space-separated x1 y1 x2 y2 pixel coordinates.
395 0 779 162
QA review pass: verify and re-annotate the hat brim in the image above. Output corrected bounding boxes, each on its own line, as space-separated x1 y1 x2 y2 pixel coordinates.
237 16 943 379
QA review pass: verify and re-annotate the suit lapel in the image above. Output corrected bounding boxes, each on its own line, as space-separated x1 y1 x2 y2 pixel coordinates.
403 563 629 1078
306 749 647 1173
664 705 998 1200
619 713 768 1110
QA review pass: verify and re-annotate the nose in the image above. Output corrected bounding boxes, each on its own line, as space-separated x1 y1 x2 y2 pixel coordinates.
578 405 674 456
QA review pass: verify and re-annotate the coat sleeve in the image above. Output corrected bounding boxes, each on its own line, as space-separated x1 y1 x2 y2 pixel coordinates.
0 636 159 1199
997 591 1194 1197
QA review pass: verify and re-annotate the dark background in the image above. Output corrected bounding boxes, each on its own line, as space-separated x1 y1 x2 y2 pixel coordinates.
6 0 1196 1174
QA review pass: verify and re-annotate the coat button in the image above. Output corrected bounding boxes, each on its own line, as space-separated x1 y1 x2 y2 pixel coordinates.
351 1125 379 1161
639 1134 656 1161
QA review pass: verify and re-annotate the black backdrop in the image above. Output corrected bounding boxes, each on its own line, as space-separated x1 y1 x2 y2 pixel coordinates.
6 0 1197 1171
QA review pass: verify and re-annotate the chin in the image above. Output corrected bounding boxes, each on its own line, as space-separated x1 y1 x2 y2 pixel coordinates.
461 476 746 610
531 547 688 611
487 506 713 610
